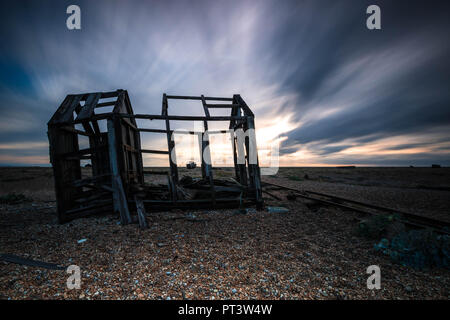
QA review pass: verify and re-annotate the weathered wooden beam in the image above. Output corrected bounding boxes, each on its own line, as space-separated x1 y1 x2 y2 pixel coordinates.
60 126 93 137
48 95 71 125
140 149 169 154
132 114 243 121
120 117 138 131
206 104 239 108
107 118 132 225
76 93 102 121
201 95 211 118
58 147 102 159
47 125 81 223
100 90 120 99
61 113 245 125
234 94 254 117
166 95 233 101
96 101 116 108
162 93 179 186
246 116 263 209
113 90 126 113
134 196 149 229
65 199 112 215
58 95 83 124
138 128 169 133
198 97 216 204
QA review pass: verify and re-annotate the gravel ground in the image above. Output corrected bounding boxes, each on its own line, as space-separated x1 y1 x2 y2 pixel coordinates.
0 167 449 300
265 167 450 223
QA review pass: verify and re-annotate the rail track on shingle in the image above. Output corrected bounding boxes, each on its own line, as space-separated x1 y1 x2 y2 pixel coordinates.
261 181 450 235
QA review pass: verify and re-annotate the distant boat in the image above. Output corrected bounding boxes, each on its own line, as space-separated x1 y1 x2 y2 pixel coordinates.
186 161 197 169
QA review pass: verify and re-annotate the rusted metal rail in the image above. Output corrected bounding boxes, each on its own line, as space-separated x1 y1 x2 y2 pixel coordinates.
262 181 450 235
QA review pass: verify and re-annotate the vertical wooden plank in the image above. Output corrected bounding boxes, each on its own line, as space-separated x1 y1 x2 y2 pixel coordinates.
197 132 206 178
125 91 144 184
48 125 81 223
134 196 149 229
200 95 216 203
108 117 132 224
246 116 263 209
200 95 210 118
230 95 246 183
134 126 144 184
243 118 254 190
162 94 179 188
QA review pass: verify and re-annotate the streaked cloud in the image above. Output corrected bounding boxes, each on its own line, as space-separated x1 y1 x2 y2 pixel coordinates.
0 0 449 166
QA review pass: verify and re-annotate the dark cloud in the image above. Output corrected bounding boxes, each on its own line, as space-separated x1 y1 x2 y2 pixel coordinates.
265 1 450 160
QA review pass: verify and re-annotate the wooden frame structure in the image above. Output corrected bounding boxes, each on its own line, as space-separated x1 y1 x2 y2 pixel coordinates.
48 89 263 226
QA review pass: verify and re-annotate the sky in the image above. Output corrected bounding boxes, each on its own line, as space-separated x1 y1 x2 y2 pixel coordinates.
0 0 449 167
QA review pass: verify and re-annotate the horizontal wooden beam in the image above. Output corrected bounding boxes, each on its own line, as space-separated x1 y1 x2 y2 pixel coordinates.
59 147 97 159
52 112 246 125
166 95 233 101
140 149 169 154
96 101 116 108
138 128 169 133
65 199 112 215
206 104 239 108
60 126 93 137
143 170 169 175
129 114 243 121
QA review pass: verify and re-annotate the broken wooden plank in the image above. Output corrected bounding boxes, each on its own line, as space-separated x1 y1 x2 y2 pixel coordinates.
140 149 169 154
0 254 66 270
60 126 93 137
108 118 132 225
134 196 149 229
76 92 102 121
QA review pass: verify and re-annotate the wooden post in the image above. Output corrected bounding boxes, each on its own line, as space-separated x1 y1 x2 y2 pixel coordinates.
162 94 179 189
232 95 248 185
230 131 239 180
108 117 132 224
246 116 263 209
134 196 149 229
48 125 81 223
201 95 216 204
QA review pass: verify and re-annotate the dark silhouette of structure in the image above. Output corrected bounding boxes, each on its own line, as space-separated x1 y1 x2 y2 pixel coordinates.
47 90 263 227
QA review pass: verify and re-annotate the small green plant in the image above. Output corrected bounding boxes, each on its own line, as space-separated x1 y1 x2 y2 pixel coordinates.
0 193 31 204
287 175 302 181
374 229 450 270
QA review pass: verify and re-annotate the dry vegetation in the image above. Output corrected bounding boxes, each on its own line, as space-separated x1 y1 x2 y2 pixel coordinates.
0 167 449 300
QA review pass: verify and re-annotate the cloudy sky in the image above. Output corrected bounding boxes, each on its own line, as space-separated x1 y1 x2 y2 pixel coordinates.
0 0 449 167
